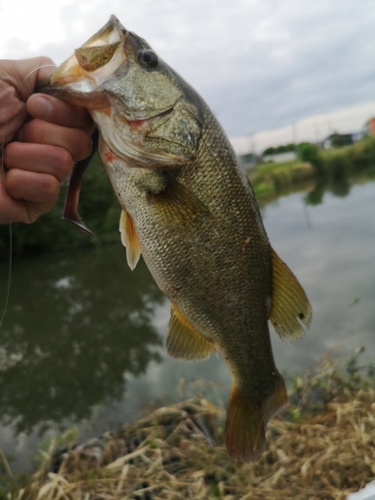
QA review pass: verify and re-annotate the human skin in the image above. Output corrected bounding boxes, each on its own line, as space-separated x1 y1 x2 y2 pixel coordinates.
0 56 94 224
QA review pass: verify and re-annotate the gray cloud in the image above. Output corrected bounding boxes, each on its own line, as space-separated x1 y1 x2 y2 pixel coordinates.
14 0 375 138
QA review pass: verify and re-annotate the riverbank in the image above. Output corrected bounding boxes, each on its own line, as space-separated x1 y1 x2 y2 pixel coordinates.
249 136 375 203
1 137 375 257
248 160 315 200
4 349 375 500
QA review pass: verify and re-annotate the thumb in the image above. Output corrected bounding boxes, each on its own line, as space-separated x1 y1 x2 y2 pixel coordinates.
2 57 57 101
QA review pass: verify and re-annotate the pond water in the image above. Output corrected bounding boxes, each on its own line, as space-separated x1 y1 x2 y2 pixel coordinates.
1 176 375 472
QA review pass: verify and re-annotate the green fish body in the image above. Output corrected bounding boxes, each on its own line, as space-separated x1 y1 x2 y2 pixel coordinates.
40 16 312 461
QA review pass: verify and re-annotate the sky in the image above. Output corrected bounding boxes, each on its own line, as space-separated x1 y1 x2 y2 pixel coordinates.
1 0 374 154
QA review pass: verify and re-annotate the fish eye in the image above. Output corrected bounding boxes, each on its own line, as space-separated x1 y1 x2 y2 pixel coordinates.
138 50 158 68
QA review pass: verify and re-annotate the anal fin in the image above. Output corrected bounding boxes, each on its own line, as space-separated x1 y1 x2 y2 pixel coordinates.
225 374 287 461
270 248 312 341
167 305 212 360
119 208 141 271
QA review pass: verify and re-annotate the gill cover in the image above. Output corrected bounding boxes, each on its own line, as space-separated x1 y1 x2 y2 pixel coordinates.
38 15 202 233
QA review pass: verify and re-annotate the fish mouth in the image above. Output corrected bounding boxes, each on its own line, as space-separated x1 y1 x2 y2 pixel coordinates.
36 15 128 101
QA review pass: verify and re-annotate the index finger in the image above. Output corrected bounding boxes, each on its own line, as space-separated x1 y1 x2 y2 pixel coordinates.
27 94 94 134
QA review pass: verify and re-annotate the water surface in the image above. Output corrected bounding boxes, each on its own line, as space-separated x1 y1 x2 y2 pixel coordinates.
0 177 374 472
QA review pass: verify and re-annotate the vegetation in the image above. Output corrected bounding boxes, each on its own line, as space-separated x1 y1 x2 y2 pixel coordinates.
249 160 315 200
1 137 375 256
1 348 375 499
329 133 353 148
300 136 375 178
250 136 375 202
262 143 296 156
297 142 324 173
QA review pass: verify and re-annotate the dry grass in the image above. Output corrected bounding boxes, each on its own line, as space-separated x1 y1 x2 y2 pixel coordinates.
8 348 375 500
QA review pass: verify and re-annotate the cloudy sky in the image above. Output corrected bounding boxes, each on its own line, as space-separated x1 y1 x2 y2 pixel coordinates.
1 0 374 153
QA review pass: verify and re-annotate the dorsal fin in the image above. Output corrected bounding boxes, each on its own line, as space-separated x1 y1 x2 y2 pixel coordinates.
270 248 312 341
167 305 213 360
119 208 141 270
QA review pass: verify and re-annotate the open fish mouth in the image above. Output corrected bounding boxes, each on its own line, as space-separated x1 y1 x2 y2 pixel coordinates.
36 15 127 95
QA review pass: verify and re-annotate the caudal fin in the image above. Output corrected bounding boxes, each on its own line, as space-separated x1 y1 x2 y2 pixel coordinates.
225 375 287 461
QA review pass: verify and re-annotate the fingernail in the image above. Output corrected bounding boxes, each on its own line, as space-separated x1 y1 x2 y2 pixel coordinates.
31 95 53 117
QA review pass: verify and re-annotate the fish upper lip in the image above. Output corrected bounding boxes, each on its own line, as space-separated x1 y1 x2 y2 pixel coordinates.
36 15 127 92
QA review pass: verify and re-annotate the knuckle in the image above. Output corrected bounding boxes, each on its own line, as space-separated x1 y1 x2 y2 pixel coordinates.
58 148 73 179
3 142 17 166
22 119 44 143
41 175 60 197
39 56 54 66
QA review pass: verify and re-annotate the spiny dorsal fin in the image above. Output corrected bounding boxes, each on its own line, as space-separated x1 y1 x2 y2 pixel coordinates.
167 305 212 360
119 208 141 271
270 248 312 341
149 180 210 228
225 374 287 461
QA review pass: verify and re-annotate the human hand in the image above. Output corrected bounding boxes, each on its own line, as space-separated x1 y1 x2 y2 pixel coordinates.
0 57 93 224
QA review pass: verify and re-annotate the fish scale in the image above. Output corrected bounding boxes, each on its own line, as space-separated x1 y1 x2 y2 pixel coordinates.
39 15 312 461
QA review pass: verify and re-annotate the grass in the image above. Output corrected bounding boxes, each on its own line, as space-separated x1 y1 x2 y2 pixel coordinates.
252 159 301 174
248 160 315 201
248 137 375 201
4 348 375 500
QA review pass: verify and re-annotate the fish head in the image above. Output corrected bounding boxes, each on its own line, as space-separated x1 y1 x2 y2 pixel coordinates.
39 15 202 167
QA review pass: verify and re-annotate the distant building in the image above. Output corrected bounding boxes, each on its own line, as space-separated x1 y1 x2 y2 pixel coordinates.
362 117 375 137
262 151 297 163
322 118 375 149
239 153 261 168
351 131 365 142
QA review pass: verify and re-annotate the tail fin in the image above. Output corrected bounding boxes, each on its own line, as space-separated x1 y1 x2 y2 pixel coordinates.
225 375 287 461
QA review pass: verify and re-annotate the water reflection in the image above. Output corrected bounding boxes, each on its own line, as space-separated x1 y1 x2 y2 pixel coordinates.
305 177 351 205
264 178 375 376
257 166 375 208
1 172 375 472
0 246 164 434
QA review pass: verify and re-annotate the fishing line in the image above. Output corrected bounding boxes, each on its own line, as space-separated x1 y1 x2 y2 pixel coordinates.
0 63 55 328
20 64 56 88
0 223 12 329
0 121 12 329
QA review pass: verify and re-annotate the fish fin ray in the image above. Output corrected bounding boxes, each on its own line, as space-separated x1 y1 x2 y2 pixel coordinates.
119 208 141 271
225 375 287 461
150 180 210 228
270 248 312 341
167 305 212 360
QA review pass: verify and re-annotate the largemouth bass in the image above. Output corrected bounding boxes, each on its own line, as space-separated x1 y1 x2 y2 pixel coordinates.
39 16 312 461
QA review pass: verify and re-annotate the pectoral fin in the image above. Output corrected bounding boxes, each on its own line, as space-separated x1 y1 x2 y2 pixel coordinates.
270 248 312 341
119 209 141 270
167 305 212 360
149 180 210 228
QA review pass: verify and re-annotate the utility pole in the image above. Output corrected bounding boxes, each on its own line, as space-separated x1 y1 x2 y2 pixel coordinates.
314 123 319 144
327 119 333 135
251 135 256 157
292 122 298 146
246 133 253 155
246 133 256 163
